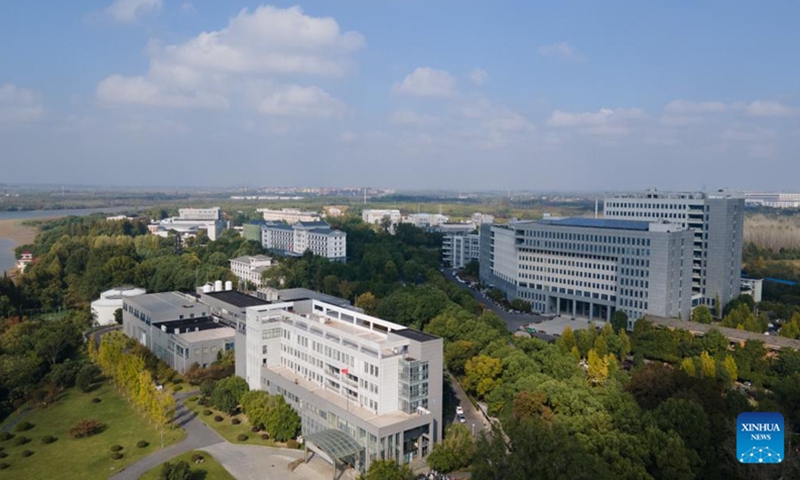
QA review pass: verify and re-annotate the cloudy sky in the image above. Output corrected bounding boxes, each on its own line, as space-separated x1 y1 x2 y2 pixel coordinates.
1 1 799 190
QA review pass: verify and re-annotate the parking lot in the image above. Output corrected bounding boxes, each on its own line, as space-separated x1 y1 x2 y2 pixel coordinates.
528 315 608 336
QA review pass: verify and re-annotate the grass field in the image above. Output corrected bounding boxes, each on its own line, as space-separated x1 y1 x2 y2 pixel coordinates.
184 397 284 448
138 449 235 480
0 381 185 479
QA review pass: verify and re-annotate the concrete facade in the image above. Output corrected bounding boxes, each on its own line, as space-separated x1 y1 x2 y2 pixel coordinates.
261 221 347 262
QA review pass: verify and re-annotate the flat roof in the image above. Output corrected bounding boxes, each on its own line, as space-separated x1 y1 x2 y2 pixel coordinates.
178 326 235 343
392 328 440 343
205 290 270 308
153 316 218 330
538 217 651 231
279 288 351 307
127 292 204 314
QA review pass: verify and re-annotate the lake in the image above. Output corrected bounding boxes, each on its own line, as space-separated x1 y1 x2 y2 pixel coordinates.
0 206 136 274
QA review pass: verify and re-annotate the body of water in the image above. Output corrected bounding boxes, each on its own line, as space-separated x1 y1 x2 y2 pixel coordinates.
0 206 136 274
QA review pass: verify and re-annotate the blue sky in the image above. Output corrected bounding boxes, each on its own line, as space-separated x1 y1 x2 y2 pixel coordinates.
1 1 799 190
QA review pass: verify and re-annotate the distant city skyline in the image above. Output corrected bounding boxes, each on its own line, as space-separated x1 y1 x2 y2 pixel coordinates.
1 1 799 190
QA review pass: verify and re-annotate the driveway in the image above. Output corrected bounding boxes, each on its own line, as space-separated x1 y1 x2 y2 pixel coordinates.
448 373 489 437
202 443 347 480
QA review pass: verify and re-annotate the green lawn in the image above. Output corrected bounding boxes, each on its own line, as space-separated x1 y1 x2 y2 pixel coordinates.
138 449 235 480
0 381 185 479
184 397 284 448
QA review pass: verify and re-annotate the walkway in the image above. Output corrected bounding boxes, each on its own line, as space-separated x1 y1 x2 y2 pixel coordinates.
110 390 223 480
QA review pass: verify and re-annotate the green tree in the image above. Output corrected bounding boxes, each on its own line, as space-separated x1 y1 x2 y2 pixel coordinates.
427 423 476 473
114 308 123 325
699 351 716 378
611 310 628 332
593 335 608 357
680 357 697 376
556 326 577 353
355 292 379 315
266 395 301 441
464 355 503 399
692 305 713 324
211 376 249 415
587 349 608 385
159 460 192 480
359 460 415 480
76 363 100 392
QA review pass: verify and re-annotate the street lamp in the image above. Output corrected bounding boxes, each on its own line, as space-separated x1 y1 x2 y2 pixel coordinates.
472 423 475 435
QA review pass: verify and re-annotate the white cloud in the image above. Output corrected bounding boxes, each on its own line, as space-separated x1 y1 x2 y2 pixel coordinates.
0 84 43 122
105 0 162 23
96 5 364 111
393 67 456 97
664 100 727 114
660 115 704 127
547 108 644 128
469 68 488 87
389 110 441 128
538 42 586 62
180 2 196 14
745 100 793 117
257 85 344 118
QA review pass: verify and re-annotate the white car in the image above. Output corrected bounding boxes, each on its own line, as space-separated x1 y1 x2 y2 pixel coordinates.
456 406 464 415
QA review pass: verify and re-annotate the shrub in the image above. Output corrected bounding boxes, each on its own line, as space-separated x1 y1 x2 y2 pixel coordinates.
76 364 101 392
15 421 34 432
69 419 104 438
92 398 102 403
261 433 269 440
41 436 57 444
110 445 123 452
251 426 259 433
0 452 7 459
159 460 192 480
237 434 248 442
214 416 223 422
173 385 183 392
287 439 300 449
188 396 198 402
202 409 212 416
0 462 8 469
137 440 149 448
172 378 183 385
200 380 217 398
231 418 241 425
21 450 33 457
191 453 204 463
0 432 14 441
111 452 123 460
13 436 30 446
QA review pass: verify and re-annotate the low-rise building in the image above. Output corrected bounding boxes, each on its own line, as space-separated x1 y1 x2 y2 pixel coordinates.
362 209 402 227
121 291 235 373
404 213 450 228
229 255 274 288
239 297 443 471
443 232 480 269
261 221 346 261
16 251 33 273
151 206 228 240
91 286 146 326
323 205 349 218
258 208 321 224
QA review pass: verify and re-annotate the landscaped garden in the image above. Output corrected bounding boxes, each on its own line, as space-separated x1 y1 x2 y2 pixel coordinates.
138 449 235 480
0 381 184 479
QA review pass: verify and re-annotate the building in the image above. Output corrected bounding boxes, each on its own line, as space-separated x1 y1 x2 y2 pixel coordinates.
152 206 228 241
404 213 450 229
258 208 322 224
442 232 480 269
261 221 347 261
121 291 235 373
604 190 744 310
229 255 274 288
480 218 694 327
238 297 443 470
741 278 764 303
323 205 349 218
362 209 402 227
16 251 33 273
91 286 146 326
470 213 495 225
745 192 800 208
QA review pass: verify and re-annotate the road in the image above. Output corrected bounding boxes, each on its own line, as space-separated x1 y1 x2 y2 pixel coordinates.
447 373 489 437
443 268 555 341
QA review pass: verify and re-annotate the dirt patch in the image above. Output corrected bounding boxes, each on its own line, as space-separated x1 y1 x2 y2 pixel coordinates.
0 219 38 246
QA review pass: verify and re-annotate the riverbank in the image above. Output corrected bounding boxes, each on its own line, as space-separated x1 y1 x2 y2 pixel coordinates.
0 219 39 247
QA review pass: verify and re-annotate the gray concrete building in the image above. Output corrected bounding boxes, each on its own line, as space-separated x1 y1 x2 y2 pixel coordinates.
480 218 694 327
239 299 443 472
122 292 235 373
604 190 744 311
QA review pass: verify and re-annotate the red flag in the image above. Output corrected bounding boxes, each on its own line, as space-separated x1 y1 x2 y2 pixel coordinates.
341 368 348 375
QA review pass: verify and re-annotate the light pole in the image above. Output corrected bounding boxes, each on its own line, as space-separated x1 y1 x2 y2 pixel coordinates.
472 423 475 435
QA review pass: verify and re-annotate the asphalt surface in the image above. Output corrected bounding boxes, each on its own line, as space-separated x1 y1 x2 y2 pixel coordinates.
447 373 489 437
443 268 556 341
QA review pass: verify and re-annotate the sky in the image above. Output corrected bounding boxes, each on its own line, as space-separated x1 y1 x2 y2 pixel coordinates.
1 1 799 191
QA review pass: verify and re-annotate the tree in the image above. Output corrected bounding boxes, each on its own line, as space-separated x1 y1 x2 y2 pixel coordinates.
680 358 697 376
556 327 577 353
427 423 476 473
587 349 608 385
210 376 249 415
723 355 738 384
444 340 478 375
266 396 301 441
699 351 716 378
113 308 123 325
355 292 379 315
463 355 503 399
76 364 100 392
593 335 608 357
611 310 628 333
159 460 192 480
360 460 415 480
692 305 713 324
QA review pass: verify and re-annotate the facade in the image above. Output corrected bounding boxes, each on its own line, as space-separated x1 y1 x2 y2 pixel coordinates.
480 218 694 327
229 255 274 288
404 213 450 228
745 192 800 208
121 291 235 373
604 190 744 310
238 299 443 470
470 212 495 225
442 232 480 268
91 286 146 326
16 251 33 272
179 207 221 221
258 208 322 224
261 221 347 261
152 206 227 240
362 209 402 227
323 205 349 218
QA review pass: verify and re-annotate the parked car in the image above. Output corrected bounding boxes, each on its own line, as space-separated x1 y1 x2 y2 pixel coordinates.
456 406 464 415
458 413 466 424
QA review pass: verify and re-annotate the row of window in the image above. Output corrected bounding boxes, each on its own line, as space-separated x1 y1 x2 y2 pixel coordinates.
523 230 653 246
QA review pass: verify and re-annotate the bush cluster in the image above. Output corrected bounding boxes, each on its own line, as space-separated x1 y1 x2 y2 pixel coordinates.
214 416 223 422
0 462 9 469
237 434 248 442
21 450 33 457
91 398 102 404
69 419 103 439
13 437 30 446
110 445 123 452
191 453 204 463
261 433 269 440
0 432 14 441
251 426 259 433
202 409 212 416
173 385 183 392
111 452 123 460
137 440 149 448
188 396 198 402
41 436 57 445
231 418 241 425
14 422 34 432
0 451 8 459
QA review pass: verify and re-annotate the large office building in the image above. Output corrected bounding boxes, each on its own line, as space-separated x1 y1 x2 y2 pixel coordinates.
261 221 347 261
258 208 322 224
121 291 236 373
229 255 274 288
238 298 443 471
362 209 402 227
442 232 480 268
480 218 694 327
603 190 744 310
150 206 228 241
744 192 800 209
404 213 450 229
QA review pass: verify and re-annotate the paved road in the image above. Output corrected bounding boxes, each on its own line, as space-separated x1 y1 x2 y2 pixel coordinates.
448 373 489 437
111 390 224 480
202 443 340 480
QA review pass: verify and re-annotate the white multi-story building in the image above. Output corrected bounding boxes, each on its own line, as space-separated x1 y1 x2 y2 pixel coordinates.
261 221 347 261
404 213 450 228
229 255 274 288
480 218 694 326
604 190 744 310
745 192 800 208
258 208 322 224
442 232 480 268
238 298 443 471
152 207 227 240
470 213 495 225
362 209 402 227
